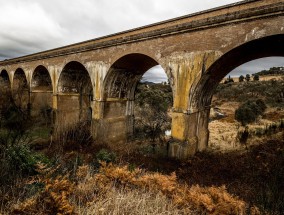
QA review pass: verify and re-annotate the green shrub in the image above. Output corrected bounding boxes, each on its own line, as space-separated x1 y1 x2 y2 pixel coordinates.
6 144 38 175
255 99 266 113
237 127 249 145
253 74 260 81
0 142 50 184
235 99 266 126
96 149 116 163
2 104 32 132
0 126 49 180
245 74 250 82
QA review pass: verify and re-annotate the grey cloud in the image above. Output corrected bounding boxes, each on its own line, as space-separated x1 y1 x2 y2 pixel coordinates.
0 0 65 59
0 0 239 60
142 65 167 83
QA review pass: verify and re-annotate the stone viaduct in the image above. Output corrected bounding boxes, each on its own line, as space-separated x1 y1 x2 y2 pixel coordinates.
0 0 283 159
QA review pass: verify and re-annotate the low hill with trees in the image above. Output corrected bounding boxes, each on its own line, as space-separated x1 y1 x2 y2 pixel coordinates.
254 66 284 76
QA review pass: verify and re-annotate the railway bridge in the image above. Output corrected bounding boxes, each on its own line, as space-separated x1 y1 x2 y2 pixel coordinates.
0 0 283 159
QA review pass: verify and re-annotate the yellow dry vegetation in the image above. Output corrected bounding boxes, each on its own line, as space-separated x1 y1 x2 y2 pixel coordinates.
94 162 249 215
11 162 259 215
13 177 75 215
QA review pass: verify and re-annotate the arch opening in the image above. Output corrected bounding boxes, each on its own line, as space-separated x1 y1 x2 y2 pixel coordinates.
12 68 29 110
191 35 284 110
0 70 11 110
134 65 173 145
32 65 52 91
30 65 53 123
102 53 173 145
57 61 93 127
191 35 284 151
104 53 158 100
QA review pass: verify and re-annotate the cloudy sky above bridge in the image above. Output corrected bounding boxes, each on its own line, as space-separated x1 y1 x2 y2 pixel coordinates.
0 0 283 82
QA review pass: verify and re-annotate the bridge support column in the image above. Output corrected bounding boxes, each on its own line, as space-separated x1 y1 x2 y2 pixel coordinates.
92 98 134 144
196 108 210 151
92 100 104 140
29 91 53 118
52 94 58 126
169 107 210 159
164 50 220 159
169 111 198 159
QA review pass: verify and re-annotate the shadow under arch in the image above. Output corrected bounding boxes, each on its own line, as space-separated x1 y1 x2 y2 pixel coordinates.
30 65 53 120
185 34 284 152
103 53 159 100
12 68 29 110
0 69 11 85
56 61 93 128
32 65 52 91
100 53 170 143
0 70 12 110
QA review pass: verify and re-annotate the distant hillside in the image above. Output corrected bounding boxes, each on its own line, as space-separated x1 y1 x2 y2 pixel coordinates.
140 81 156 85
254 66 284 76
214 77 284 108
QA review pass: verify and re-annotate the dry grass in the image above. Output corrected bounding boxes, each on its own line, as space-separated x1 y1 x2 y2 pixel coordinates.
209 120 239 150
79 187 185 215
1 136 283 214
263 109 284 121
84 163 249 215
3 162 254 215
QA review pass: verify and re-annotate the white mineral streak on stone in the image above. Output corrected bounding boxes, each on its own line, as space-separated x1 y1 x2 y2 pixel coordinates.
245 27 266 42
92 61 109 100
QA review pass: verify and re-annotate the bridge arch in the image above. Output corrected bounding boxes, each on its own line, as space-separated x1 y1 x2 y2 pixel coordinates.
0 70 12 109
99 53 171 142
56 59 94 92
0 69 11 89
104 53 162 100
190 34 284 111
31 65 52 91
187 34 284 152
30 65 53 119
12 68 29 110
0 69 12 86
56 61 93 127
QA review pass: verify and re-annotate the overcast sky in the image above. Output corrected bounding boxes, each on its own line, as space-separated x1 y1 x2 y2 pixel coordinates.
0 0 283 82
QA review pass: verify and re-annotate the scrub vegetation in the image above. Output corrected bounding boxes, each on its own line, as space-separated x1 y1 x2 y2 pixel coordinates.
0 67 283 214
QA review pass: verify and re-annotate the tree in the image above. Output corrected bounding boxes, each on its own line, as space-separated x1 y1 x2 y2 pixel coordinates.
253 74 259 81
135 83 172 143
245 74 250 82
239 75 244 82
224 76 234 84
235 99 266 126
255 99 266 113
